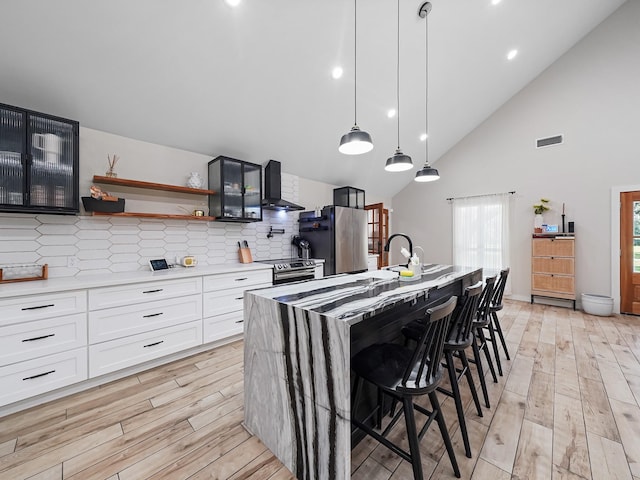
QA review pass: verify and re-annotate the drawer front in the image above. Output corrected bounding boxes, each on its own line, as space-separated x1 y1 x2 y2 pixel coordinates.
203 311 244 344
203 289 247 317
532 274 575 295
0 313 87 366
89 277 202 310
203 269 272 292
89 321 202 378
0 348 88 407
0 291 86 327
532 257 574 275
88 294 202 344
532 238 574 257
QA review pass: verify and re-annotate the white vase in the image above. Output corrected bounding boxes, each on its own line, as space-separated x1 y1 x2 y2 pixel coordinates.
187 172 203 189
534 214 544 230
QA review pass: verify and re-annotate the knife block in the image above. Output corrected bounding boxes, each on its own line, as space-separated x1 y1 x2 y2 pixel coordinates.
238 247 253 264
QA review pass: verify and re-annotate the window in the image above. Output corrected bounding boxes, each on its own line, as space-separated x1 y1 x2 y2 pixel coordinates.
452 193 511 280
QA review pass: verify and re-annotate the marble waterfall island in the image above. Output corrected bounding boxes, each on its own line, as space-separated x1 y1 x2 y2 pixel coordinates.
243 265 481 480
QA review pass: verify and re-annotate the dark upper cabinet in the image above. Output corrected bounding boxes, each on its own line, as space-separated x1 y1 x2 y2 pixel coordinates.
334 186 365 209
208 156 262 222
0 103 79 215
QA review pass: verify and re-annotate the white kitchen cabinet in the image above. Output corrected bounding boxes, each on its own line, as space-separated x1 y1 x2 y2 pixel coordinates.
0 348 87 406
314 263 324 279
89 321 202 377
0 290 86 327
202 269 271 342
88 277 202 310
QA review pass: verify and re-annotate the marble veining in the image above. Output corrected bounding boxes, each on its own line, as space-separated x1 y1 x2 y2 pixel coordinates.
244 264 480 479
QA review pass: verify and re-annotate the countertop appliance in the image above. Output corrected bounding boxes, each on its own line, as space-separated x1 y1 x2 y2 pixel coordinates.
255 258 316 285
291 235 311 260
299 205 368 276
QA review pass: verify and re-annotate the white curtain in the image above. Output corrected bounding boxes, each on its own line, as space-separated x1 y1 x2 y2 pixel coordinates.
452 193 511 284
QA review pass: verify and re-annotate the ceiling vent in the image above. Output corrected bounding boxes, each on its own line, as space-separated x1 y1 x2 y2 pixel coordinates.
536 134 563 148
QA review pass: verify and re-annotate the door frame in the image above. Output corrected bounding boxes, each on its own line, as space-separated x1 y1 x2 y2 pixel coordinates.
611 183 640 313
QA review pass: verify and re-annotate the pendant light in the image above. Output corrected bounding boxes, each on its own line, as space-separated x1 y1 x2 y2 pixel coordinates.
339 0 373 155
385 0 413 172
415 2 440 182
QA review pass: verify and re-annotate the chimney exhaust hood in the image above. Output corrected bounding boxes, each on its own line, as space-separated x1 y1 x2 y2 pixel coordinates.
262 160 305 211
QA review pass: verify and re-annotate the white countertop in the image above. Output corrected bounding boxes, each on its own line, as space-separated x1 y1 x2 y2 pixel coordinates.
0 263 273 298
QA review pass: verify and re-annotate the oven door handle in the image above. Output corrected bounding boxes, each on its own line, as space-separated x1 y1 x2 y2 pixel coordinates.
274 269 316 281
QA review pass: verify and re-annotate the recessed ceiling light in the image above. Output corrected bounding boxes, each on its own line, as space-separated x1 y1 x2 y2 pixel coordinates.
420 133 428 141
225 0 241 7
387 109 397 119
331 67 343 79
507 49 518 60
491 0 502 5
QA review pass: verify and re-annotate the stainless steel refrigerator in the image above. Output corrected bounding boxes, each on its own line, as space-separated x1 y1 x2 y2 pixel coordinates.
299 205 368 276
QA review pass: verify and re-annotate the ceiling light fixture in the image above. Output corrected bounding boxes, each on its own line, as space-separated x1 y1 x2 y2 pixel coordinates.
332 66 343 79
385 0 413 173
225 0 241 7
387 109 397 118
507 49 518 60
339 0 373 155
491 0 502 5
420 133 428 141
415 2 440 183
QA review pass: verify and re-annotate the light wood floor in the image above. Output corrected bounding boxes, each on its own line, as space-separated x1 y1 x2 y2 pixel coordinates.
1 300 640 480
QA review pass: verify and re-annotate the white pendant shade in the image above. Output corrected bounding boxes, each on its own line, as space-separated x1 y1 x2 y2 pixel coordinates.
339 126 374 155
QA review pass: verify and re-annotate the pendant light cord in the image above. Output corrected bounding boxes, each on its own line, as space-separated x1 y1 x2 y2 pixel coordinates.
396 0 400 150
424 3 429 165
354 0 358 126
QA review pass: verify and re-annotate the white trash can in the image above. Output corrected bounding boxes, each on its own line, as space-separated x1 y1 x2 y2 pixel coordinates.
581 293 614 316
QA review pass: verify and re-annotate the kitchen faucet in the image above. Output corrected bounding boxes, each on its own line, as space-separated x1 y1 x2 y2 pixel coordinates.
384 234 413 264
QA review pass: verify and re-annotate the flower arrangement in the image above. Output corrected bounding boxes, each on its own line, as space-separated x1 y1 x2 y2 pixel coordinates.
533 198 550 215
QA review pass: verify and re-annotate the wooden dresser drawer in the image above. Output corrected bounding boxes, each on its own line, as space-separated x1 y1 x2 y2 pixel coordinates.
532 274 575 297
0 291 86 327
0 348 88 407
532 238 574 257
203 311 243 344
203 269 271 292
0 313 87 366
88 277 202 310
88 294 202 344
88 321 202 378
531 257 574 275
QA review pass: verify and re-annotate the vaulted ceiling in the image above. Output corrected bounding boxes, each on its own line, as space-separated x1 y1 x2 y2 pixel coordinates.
0 0 627 197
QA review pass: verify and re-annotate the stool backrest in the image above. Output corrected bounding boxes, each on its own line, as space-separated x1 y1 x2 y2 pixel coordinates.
402 295 458 389
448 281 483 344
491 268 510 308
476 275 497 326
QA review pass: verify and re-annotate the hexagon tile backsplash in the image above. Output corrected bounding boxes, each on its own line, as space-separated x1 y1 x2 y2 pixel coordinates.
0 176 303 278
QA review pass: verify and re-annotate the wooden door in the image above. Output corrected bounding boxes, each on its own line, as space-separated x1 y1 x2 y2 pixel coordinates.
365 203 389 268
621 191 640 314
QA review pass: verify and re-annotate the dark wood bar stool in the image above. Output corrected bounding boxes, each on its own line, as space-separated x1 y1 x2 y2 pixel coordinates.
401 282 484 458
351 296 461 480
488 268 511 376
469 275 498 409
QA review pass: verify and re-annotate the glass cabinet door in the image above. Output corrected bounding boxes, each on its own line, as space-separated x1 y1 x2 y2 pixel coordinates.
0 106 26 207
243 162 262 221
29 114 77 210
222 159 243 219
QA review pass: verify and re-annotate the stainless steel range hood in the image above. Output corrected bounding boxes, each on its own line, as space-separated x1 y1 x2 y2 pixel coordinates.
261 160 305 211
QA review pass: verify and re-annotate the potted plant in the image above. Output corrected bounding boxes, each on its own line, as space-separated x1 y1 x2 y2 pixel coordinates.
533 198 550 232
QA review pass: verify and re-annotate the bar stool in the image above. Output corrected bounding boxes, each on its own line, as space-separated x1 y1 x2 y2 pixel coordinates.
488 268 511 376
470 275 498 409
401 282 484 458
351 296 461 480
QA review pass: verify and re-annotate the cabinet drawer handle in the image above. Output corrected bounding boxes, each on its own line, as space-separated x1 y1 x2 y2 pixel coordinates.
23 370 55 381
235 320 244 324
143 340 164 348
21 304 54 311
143 312 163 318
234 278 248 282
22 334 55 342
143 289 163 294
235 296 244 300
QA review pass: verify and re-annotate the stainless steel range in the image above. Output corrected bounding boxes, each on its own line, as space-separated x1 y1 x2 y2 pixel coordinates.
256 258 317 285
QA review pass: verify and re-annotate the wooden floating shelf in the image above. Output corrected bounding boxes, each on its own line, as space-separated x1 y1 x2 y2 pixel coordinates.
92 176 215 195
92 212 215 221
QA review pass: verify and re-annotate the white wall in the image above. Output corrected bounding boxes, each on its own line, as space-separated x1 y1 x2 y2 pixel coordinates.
391 0 640 303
